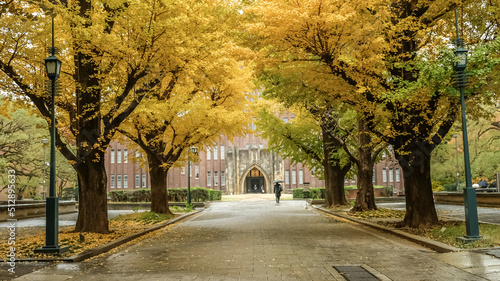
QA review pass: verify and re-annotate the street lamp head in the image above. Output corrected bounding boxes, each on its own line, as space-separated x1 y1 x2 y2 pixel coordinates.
454 47 467 71
44 55 62 80
42 138 49 144
191 147 198 154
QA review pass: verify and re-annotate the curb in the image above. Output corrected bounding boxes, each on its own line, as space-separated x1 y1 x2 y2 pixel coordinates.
7 208 204 263
312 205 459 253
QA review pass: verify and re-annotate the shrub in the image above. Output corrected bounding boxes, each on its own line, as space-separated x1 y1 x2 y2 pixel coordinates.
382 186 393 197
192 187 209 202
168 188 187 202
432 180 444 192
309 188 326 199
207 189 215 201
293 188 304 199
303 190 311 198
109 190 128 202
131 189 151 202
443 182 458 191
207 189 222 201
33 195 43 201
212 190 222 200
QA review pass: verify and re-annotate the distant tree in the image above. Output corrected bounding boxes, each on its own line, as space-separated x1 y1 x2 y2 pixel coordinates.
0 101 76 199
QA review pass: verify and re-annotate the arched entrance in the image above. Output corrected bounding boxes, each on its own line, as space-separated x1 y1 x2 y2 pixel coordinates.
245 168 265 193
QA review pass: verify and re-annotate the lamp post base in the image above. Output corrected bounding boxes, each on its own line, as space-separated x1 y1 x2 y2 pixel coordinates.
34 245 69 254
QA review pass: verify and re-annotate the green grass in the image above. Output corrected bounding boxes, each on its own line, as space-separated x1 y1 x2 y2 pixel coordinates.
429 222 500 248
112 211 174 224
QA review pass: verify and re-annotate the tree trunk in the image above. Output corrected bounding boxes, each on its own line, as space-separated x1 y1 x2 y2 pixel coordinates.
352 119 377 212
148 156 173 215
74 160 109 233
322 126 348 206
396 149 438 228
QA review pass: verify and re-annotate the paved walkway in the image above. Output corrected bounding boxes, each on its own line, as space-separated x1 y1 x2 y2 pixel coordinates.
3 197 500 280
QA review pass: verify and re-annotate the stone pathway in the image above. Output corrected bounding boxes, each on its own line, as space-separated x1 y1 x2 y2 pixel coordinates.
3 198 500 280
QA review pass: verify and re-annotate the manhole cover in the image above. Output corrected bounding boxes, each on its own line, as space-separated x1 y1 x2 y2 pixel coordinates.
333 265 379 281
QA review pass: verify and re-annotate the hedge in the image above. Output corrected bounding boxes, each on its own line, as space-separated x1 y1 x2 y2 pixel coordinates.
108 187 221 202
292 188 326 199
291 185 389 199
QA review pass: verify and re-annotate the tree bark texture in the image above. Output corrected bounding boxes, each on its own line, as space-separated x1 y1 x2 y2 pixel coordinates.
396 148 438 227
352 119 377 212
74 160 109 233
148 156 173 215
322 126 348 206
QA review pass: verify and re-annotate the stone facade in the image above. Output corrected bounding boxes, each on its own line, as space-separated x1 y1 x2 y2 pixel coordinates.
104 112 405 195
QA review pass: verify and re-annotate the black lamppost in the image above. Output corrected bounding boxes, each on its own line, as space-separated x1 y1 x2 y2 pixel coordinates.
35 14 68 254
187 147 198 205
452 135 460 190
42 138 48 200
454 9 481 242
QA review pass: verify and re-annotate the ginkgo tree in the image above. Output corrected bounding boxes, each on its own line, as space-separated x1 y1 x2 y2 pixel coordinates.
255 101 352 206
248 0 500 227
248 0 389 206
118 42 253 214
0 0 243 233
255 69 353 206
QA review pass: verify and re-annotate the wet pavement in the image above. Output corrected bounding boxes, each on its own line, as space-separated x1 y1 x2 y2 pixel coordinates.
3 197 500 280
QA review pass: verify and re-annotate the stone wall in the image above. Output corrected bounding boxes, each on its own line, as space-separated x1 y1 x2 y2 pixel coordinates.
226 146 283 194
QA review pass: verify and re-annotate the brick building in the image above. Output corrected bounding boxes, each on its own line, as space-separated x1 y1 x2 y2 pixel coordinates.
104 119 404 195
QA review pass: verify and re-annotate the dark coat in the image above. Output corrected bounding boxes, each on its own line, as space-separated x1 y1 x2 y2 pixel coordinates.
273 183 282 197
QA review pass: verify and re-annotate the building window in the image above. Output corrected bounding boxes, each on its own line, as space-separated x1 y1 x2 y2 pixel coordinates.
142 174 146 188
299 169 303 184
383 168 387 183
124 175 128 188
352 176 356 183
292 170 297 184
181 166 185 174
396 168 400 182
207 171 211 186
111 149 115 164
389 168 394 182
220 145 225 160
124 149 128 163
207 149 211 160
373 169 376 182
345 178 349 183
136 151 140 158
117 149 122 163
214 171 219 186
285 170 290 185
221 171 225 186
110 175 115 188
214 146 218 160
259 144 264 149
117 175 122 188
284 117 288 123
135 174 140 188
195 165 199 179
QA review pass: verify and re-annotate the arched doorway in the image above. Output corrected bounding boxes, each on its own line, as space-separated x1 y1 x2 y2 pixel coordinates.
245 168 265 193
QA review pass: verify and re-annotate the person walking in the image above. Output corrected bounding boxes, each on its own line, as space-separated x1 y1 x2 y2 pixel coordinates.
274 182 283 203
